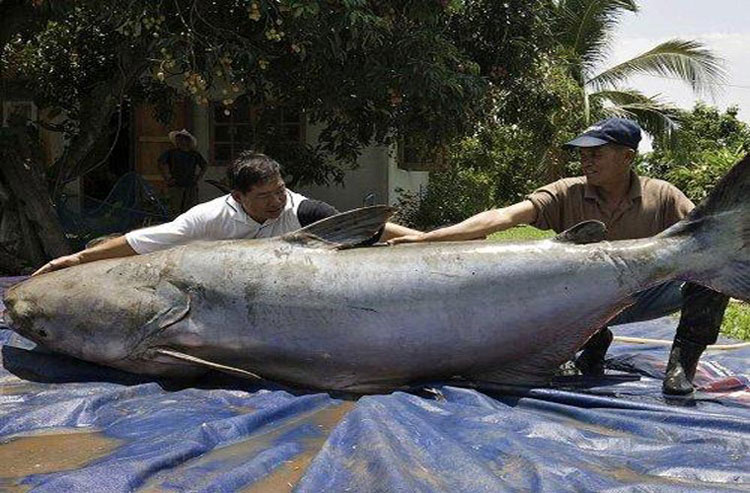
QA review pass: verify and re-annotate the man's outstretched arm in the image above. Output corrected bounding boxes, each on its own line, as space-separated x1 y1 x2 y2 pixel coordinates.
388 200 538 244
380 222 422 242
32 236 138 276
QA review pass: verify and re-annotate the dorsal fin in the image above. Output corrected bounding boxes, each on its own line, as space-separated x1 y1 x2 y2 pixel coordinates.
553 220 607 244
283 205 396 249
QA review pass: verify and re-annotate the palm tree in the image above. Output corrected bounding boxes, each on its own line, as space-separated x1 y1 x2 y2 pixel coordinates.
554 0 727 143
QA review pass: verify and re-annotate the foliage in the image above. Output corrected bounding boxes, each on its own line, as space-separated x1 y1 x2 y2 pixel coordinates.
396 55 585 229
720 302 750 342
1 0 555 191
399 0 728 230
393 166 496 230
553 0 726 143
643 103 750 202
446 0 557 126
662 146 746 203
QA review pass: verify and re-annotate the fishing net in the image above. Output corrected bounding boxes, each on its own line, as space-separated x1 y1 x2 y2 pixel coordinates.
56 172 169 250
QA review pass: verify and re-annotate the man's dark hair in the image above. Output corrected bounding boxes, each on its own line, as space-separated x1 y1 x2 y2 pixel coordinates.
227 151 282 193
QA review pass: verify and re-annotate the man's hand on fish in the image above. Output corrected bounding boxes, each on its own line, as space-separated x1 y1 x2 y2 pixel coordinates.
388 202 536 245
33 253 82 276
388 233 428 245
32 236 137 277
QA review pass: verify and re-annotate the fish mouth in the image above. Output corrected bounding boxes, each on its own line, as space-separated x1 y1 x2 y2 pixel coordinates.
1 306 26 338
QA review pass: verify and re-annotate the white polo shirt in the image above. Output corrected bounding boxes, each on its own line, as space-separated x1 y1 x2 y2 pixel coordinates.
125 189 309 254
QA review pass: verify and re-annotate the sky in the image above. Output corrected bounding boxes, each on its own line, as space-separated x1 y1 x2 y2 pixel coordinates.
604 0 750 149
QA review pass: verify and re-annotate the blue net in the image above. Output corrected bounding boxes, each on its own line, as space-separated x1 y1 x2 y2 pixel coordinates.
56 172 170 250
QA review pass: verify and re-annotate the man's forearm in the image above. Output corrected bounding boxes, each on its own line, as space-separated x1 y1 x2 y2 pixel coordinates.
387 200 538 245
77 236 138 263
419 201 538 243
381 222 422 242
421 209 509 242
158 163 172 183
33 235 139 276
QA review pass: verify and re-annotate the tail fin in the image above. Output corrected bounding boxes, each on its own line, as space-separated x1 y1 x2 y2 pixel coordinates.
660 154 749 301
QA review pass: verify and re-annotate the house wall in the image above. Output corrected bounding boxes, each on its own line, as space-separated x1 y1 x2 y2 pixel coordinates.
192 103 227 202
144 105 430 211
387 155 429 207
295 122 429 211
294 121 388 210
2 97 428 218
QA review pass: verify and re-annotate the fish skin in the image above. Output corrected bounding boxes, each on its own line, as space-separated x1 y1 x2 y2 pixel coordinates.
3 157 749 392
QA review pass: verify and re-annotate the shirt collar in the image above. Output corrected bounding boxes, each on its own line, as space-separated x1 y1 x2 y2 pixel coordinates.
584 170 642 204
225 191 295 227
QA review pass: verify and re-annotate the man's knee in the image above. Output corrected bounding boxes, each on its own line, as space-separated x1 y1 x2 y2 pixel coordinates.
610 281 683 326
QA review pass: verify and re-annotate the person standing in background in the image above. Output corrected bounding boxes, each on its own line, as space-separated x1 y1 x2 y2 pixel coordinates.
158 129 208 216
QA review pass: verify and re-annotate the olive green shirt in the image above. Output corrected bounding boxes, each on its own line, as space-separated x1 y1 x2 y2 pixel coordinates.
526 171 694 241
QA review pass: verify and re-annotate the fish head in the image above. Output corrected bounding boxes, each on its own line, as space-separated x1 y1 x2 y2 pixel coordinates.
3 281 52 344
2 262 188 366
3 273 133 362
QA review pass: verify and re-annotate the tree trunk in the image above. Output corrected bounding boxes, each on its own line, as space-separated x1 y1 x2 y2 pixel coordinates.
49 52 151 192
0 124 72 272
0 245 30 276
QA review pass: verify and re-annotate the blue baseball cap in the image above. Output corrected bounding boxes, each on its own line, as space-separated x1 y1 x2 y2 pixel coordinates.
564 118 642 150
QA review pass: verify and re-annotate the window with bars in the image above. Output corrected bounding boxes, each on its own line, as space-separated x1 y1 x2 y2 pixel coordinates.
210 97 304 166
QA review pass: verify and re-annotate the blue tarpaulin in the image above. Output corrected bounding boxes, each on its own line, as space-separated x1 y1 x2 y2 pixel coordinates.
1 276 749 492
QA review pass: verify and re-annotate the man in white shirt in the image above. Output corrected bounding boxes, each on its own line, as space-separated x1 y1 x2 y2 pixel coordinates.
34 152 418 275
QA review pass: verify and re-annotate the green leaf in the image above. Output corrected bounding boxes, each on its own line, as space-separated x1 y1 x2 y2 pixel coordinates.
587 39 727 97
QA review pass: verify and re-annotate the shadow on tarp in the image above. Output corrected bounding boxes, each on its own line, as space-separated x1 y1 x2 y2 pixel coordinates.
0 332 644 403
0 339 321 398
1 276 750 492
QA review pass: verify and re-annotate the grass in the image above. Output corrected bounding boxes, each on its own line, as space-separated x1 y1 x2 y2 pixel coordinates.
487 226 750 341
488 225 555 242
720 301 750 341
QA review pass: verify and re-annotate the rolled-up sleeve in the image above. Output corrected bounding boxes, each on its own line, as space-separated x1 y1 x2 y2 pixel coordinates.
526 184 563 232
663 186 695 228
125 211 206 254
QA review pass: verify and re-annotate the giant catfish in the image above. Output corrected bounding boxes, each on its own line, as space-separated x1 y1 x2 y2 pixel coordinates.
3 157 749 392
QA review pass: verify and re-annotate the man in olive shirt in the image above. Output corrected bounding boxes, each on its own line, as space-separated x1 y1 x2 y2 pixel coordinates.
391 118 729 395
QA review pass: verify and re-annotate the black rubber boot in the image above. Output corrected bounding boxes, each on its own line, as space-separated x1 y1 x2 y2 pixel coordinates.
662 338 706 395
662 284 729 395
575 327 613 376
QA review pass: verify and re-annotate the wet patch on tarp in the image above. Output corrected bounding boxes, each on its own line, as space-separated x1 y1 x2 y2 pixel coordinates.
0 428 122 489
139 401 354 492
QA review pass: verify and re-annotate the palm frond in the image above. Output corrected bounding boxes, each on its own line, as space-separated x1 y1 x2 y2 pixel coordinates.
591 89 683 145
587 39 727 96
555 0 638 76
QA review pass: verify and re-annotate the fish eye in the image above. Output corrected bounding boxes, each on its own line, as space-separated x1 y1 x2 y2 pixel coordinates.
37 329 48 338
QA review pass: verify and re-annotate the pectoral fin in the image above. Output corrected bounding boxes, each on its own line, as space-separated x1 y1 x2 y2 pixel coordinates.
282 205 395 249
554 220 607 245
151 347 265 381
141 280 192 333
